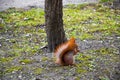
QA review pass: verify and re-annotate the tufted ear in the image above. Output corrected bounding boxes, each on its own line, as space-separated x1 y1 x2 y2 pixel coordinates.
69 37 75 42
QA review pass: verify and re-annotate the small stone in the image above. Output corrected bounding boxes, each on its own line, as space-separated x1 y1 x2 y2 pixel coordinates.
24 17 29 20
26 33 30 37
21 62 25 65
0 44 2 47
117 37 120 39
18 75 22 79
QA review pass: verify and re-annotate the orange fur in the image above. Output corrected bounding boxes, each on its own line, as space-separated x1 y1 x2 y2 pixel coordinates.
54 37 79 66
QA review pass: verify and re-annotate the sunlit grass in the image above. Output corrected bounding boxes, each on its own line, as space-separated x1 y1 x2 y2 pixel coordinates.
0 8 45 27
63 4 120 40
0 3 120 79
0 4 119 40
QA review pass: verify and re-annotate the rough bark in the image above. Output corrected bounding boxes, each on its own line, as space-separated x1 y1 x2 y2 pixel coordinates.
113 0 120 9
45 0 66 52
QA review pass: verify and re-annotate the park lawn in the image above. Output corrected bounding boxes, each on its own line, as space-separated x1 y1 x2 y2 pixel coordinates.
0 3 120 80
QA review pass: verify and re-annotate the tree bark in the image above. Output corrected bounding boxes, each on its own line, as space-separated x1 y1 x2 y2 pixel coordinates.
45 0 66 52
113 0 120 9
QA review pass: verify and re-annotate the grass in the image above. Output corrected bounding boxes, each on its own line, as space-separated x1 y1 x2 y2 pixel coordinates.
75 47 119 79
63 4 120 39
0 8 44 27
0 3 120 80
19 59 33 64
33 68 43 75
0 57 14 63
5 66 23 73
0 4 120 40
100 0 113 3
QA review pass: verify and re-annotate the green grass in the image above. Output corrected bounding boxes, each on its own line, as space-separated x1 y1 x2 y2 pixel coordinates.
19 59 33 64
5 66 22 73
75 47 119 77
0 57 14 63
100 0 113 3
0 4 120 40
33 68 43 75
0 3 119 61
63 4 120 40
0 8 44 27
0 4 119 63
0 3 120 79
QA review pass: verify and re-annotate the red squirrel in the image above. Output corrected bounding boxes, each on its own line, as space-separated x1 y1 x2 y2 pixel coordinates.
54 37 79 66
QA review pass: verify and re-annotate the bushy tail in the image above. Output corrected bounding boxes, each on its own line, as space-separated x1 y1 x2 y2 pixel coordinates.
54 37 78 65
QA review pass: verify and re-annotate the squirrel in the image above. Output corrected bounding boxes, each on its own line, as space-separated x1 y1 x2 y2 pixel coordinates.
54 37 79 66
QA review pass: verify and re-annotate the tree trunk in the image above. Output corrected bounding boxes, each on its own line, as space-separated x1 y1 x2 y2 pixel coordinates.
113 0 120 9
45 0 66 52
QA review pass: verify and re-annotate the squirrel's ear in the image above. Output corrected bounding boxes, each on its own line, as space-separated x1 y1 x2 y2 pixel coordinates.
70 37 75 42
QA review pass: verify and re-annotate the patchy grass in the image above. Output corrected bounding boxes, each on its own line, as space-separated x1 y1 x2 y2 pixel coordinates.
41 57 49 61
100 0 113 3
63 4 120 40
0 8 44 27
76 52 97 74
0 3 120 80
5 66 23 73
0 57 14 63
33 68 43 75
0 4 119 41
19 59 33 64
75 47 119 79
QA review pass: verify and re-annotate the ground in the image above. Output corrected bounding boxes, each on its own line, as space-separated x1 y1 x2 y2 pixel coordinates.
0 0 99 11
0 1 120 80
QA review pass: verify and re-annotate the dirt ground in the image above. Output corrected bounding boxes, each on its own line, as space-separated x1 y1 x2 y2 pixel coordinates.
0 25 120 80
0 1 120 80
